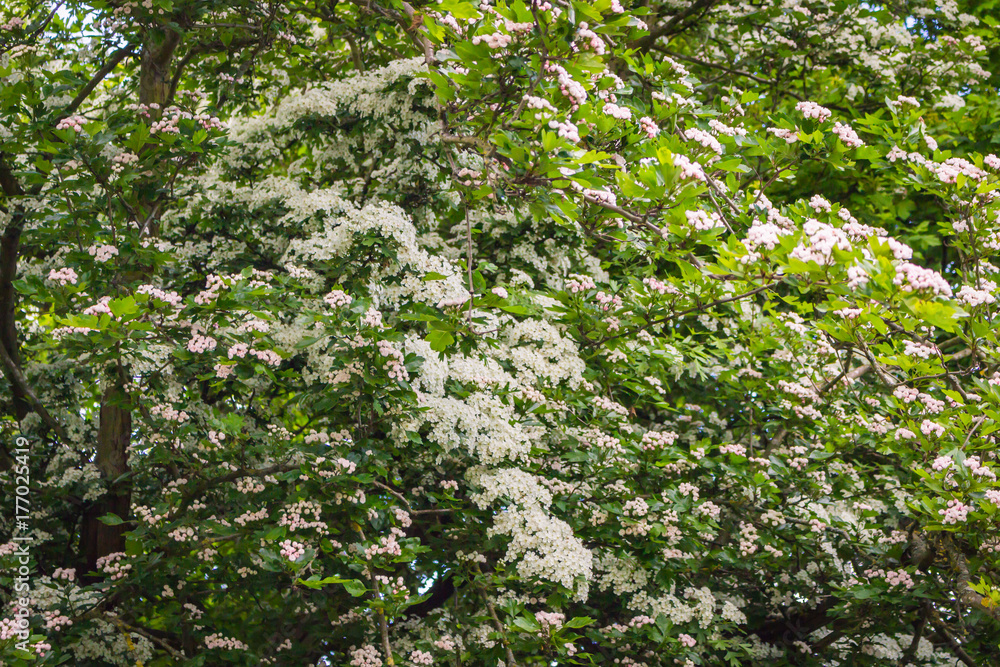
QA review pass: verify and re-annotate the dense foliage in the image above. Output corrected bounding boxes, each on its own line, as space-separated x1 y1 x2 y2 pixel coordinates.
1 0 1000 664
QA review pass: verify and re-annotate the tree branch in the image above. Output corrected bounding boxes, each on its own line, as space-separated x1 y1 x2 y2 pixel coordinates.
65 45 136 116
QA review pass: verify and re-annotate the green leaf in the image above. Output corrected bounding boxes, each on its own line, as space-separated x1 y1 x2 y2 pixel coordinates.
513 616 541 633
297 575 350 589
342 579 368 597
425 329 455 352
109 296 138 318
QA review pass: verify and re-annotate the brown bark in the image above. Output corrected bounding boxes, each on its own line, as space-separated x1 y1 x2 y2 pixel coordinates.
82 386 133 574
0 161 29 423
139 28 182 107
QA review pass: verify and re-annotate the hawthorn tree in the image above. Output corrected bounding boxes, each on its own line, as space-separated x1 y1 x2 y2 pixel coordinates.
1 0 1000 664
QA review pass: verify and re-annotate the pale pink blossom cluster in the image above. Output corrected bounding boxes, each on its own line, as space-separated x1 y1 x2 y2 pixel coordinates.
43 611 72 631
808 195 832 212
136 284 183 306
378 340 410 381
795 101 832 121
885 237 913 260
545 63 587 108
931 157 987 183
985 154 1000 170
52 567 76 581
641 430 677 449
832 122 864 148
195 274 226 304
234 319 270 334
847 264 869 289
695 500 721 520
709 119 746 137
577 23 607 54
938 499 971 524
894 385 919 403
48 267 79 285
205 634 249 650
149 404 190 422
437 293 471 309
739 522 759 555
594 291 622 311
685 128 722 154
145 107 225 134
56 114 86 131
685 209 724 231
888 95 920 109
96 552 131 581
350 645 383 667
623 497 649 517
279 539 307 561
214 363 235 379
279 500 326 531
985 490 1000 506
956 285 995 307
0 617 25 642
896 428 916 440
678 482 699 499
51 325 94 339
363 531 403 560
887 146 908 162
789 219 852 266
524 95 557 113
965 456 997 481
893 262 952 297
83 296 112 317
768 127 798 143
535 611 566 629
548 119 580 143
672 154 705 181
234 508 268 525
187 333 217 353
472 31 512 49
593 395 629 417
87 244 119 262
324 290 352 308
566 274 597 292
642 276 677 294
678 633 697 648
228 343 282 367
865 567 914 589
932 455 953 471
111 151 139 173
581 187 617 206
902 340 937 359
743 222 787 252
434 636 456 651
410 650 434 665
362 306 383 328
169 526 196 542
638 116 659 139
919 419 945 438
602 102 631 119
491 286 508 298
